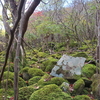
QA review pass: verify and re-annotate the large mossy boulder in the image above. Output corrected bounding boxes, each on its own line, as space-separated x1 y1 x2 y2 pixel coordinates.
19 86 37 100
28 76 42 85
28 68 44 77
29 84 72 100
73 95 91 100
73 79 85 95
91 74 100 100
38 74 68 86
81 64 96 78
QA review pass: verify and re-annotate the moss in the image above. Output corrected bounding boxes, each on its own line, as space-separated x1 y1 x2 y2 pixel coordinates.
73 52 88 58
28 76 42 85
38 74 68 86
20 67 30 73
38 74 52 86
60 82 69 92
73 79 85 95
5 62 14 72
19 67 31 81
69 41 78 48
73 95 91 100
50 77 68 86
57 47 66 52
0 88 14 99
82 64 96 78
41 58 58 72
32 57 38 61
51 54 61 59
28 68 44 77
18 77 26 88
19 86 37 100
29 84 72 100
3 71 14 80
1 79 13 88
36 52 48 58
79 45 89 50
91 74 100 99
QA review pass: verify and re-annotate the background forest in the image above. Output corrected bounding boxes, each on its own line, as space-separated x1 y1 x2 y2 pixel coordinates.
0 0 100 100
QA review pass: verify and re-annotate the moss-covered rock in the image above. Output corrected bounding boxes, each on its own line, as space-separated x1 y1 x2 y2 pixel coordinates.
3 71 14 80
73 95 91 100
18 77 26 88
5 62 14 72
79 45 89 51
38 74 68 86
1 79 13 88
19 86 37 100
20 67 30 81
28 68 44 77
0 88 14 99
51 53 61 59
41 58 58 72
28 76 42 85
73 52 88 58
69 41 78 48
91 74 100 99
36 52 48 58
73 79 85 95
60 82 69 93
82 64 96 78
29 84 72 100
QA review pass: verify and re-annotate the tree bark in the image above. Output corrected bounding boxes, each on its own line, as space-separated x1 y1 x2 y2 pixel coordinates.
14 0 41 100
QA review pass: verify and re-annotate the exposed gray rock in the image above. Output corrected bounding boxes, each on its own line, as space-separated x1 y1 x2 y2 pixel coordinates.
50 54 86 77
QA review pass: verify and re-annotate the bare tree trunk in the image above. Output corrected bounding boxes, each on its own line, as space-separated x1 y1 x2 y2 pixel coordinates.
13 0 41 100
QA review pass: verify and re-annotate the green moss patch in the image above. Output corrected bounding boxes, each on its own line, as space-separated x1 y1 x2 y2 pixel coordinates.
28 68 44 77
29 84 72 100
82 64 96 78
28 76 42 85
73 95 91 100
73 79 85 95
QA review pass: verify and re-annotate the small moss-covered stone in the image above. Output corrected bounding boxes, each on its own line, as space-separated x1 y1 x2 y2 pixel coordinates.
73 79 85 95
82 64 96 78
28 68 44 77
29 84 72 100
73 95 91 100
28 76 42 85
19 86 36 100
